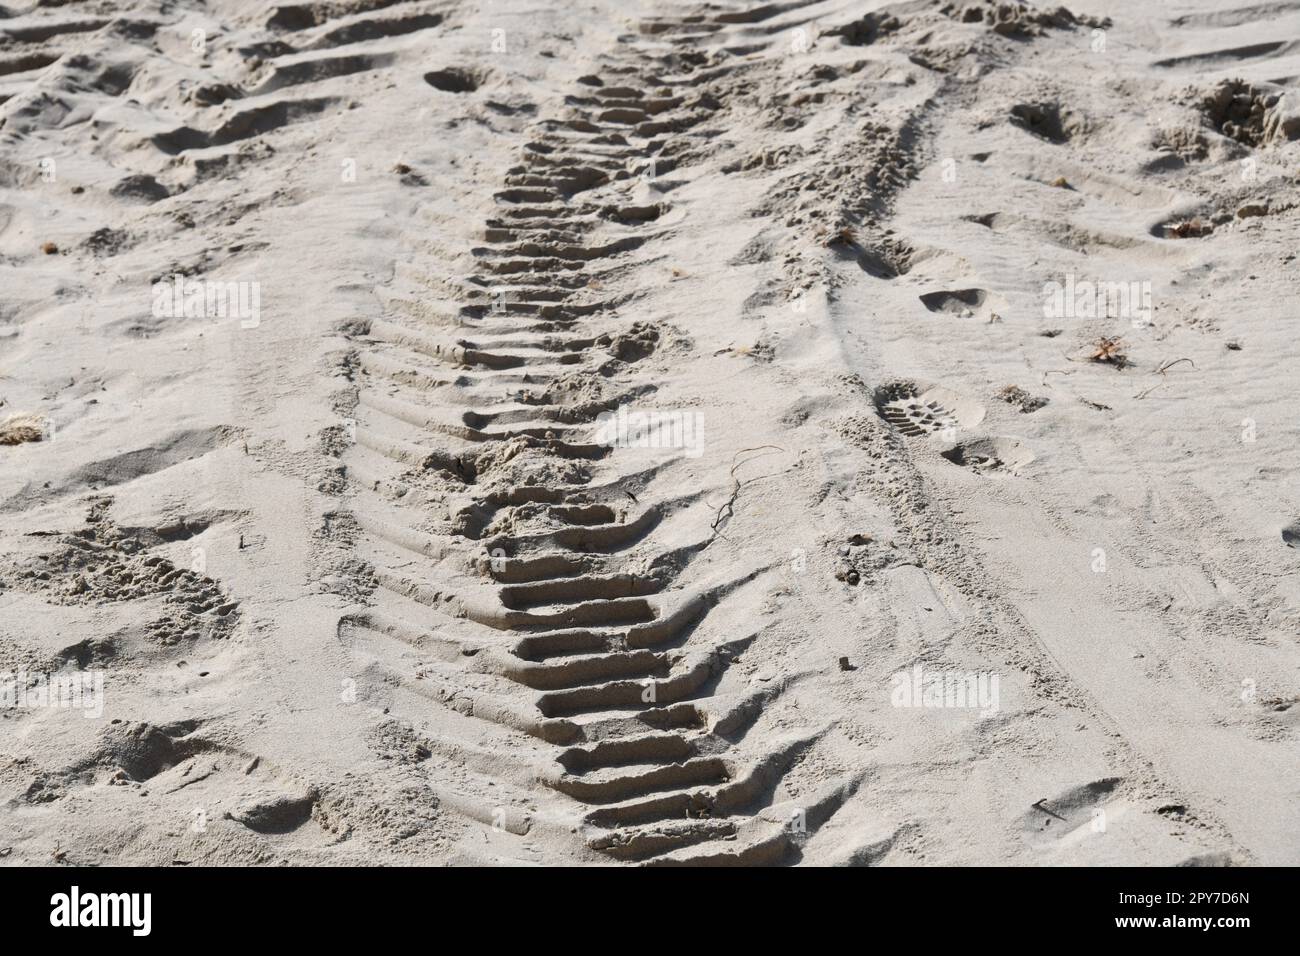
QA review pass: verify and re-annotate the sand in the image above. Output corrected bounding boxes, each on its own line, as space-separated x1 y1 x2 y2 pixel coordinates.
0 0 1297 866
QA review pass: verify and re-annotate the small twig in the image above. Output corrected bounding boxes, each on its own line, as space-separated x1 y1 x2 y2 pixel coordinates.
1137 357 1196 398
1155 357 1196 376
1032 798 1068 822
710 445 785 540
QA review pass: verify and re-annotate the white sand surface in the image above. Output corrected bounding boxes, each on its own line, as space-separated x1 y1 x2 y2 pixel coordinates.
1 0 1297 865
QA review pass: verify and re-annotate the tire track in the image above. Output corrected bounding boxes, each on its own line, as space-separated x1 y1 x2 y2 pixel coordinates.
336 3 857 865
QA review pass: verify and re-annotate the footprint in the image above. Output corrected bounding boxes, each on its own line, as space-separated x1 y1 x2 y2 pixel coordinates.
226 789 319 834
875 381 985 437
108 174 169 203
424 67 482 93
78 720 198 782
1010 101 1085 143
1281 520 1300 548
940 436 1034 476
918 288 989 318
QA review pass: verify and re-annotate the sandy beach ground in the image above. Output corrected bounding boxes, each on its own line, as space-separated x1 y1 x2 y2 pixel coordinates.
1 0 1297 866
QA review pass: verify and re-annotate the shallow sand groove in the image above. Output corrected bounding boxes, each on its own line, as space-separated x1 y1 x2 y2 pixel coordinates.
1 0 1298 866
